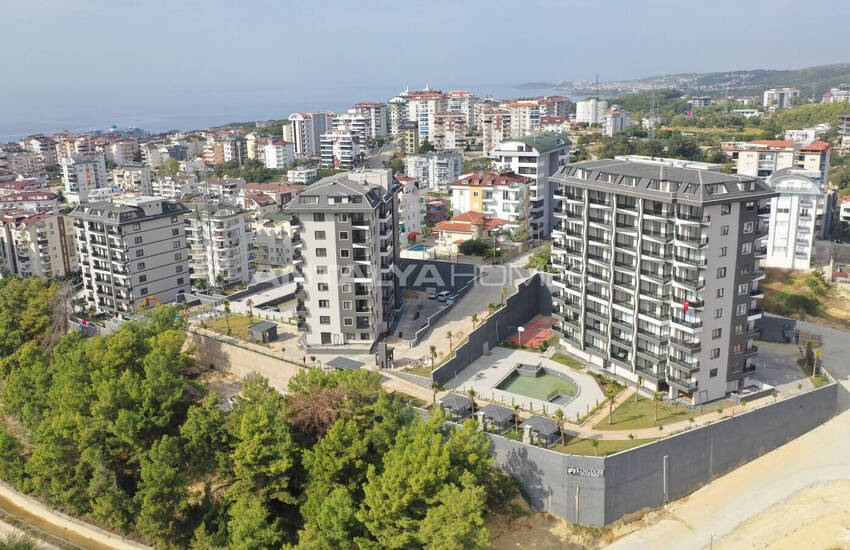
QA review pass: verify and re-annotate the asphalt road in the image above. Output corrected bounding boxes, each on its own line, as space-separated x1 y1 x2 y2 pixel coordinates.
365 137 398 169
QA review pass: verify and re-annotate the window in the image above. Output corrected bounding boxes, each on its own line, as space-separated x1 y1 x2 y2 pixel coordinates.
714 308 723 319
316 248 327 257
316 266 328 274
735 323 745 334
173 240 181 248
318 283 329 291
712 328 722 339
319 316 330 325
337 214 348 222
716 288 724 298
133 223 141 230
140 287 148 295
134 236 143 244
340 249 350 258
172 228 179 236
716 267 726 278
137 262 145 270
340 266 351 276
736 303 747 315
139 275 147 283
721 225 729 236
174 253 182 260
733 343 743 353
342 284 352 293
737 283 748 295
313 213 325 222
343 301 352 310
176 265 183 273
339 231 349 240
719 246 727 257
344 318 353 326
177 277 184 285
721 204 731 215
171 216 178 223
136 249 144 257
318 300 329 308
314 230 326 239
709 368 718 377
743 222 754 234
710 348 720 359
742 242 752 254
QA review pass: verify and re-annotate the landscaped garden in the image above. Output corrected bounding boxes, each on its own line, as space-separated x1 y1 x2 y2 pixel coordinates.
594 394 736 431
550 352 584 371
204 313 254 340
552 436 657 457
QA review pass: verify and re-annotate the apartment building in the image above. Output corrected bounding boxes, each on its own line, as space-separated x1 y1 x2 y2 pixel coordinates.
21 136 58 165
424 198 449 225
71 197 191 315
388 95 409 135
184 202 253 287
251 212 300 276
399 121 419 154
203 138 247 166
404 150 463 191
0 191 60 213
821 84 850 103
0 210 77 278
550 159 776 405
763 88 799 111
604 109 632 137
262 141 295 169
5 152 44 177
206 177 246 202
838 114 850 138
109 141 138 165
763 168 833 270
540 96 571 119
112 163 153 193
840 196 850 223
395 177 425 240
576 98 608 124
61 154 109 203
481 110 511 155
284 169 401 349
354 102 388 138
491 132 571 239
723 139 831 183
406 90 448 143
332 110 371 145
152 175 198 198
431 112 468 150
320 127 366 169
446 90 477 127
449 172 532 237
288 112 330 157
55 135 93 160
433 211 507 257
688 96 713 110
288 167 318 184
784 124 830 144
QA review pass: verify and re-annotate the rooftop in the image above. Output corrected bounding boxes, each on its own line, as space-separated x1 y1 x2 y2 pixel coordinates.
494 131 571 153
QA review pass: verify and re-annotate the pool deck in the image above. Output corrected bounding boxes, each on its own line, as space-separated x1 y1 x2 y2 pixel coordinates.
450 347 604 420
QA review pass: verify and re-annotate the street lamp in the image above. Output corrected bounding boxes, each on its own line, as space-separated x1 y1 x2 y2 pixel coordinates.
517 326 525 347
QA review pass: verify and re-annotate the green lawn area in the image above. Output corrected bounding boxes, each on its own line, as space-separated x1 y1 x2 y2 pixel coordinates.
403 365 433 378
552 436 657 456
550 352 584 371
205 313 254 341
810 374 830 388
498 373 577 400
669 126 763 138
594 396 736 431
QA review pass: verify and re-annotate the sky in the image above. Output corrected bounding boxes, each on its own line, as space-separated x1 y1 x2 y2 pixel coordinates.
2 0 849 137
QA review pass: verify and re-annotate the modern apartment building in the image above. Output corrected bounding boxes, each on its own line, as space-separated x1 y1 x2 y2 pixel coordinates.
388 96 409 135
481 110 511 155
762 168 833 270
203 138 247 166
284 169 401 349
404 150 463 191
603 109 631 137
505 101 542 138
446 90 477 127
262 141 295 169
288 112 330 157
399 121 419 154
354 102 388 138
21 136 58 165
332 109 371 145
5 152 44 177
576 98 608 124
152 175 198 198
838 114 850 138
112 163 153 193
822 84 850 103
763 88 799 111
723 139 831 183
784 124 830 144
61 154 109 203
320 127 366 169
184 202 253 287
431 112 468 150
288 167 318 184
450 172 532 236
71 197 191 315
395 176 425 240
491 132 571 239
550 159 776 405
252 212 300 276
0 210 77 278
406 89 448 143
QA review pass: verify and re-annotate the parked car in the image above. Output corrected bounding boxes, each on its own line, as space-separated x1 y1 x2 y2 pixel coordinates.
437 290 452 302
428 289 438 299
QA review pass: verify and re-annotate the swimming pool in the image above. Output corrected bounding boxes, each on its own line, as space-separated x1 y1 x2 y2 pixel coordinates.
497 366 578 403
409 244 433 252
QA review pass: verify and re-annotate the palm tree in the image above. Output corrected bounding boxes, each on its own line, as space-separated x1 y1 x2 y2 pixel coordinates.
605 385 618 425
591 439 599 456
488 302 497 315
513 404 520 435
429 345 438 371
215 273 224 290
635 375 643 402
223 299 231 333
432 382 439 404
468 388 476 415
501 286 508 306
446 330 453 352
555 409 565 445
246 298 254 325
653 392 661 424
181 300 189 322
471 313 478 328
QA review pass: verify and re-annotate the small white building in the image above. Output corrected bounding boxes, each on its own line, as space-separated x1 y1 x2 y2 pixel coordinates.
763 88 800 111
288 167 318 185
576 98 608 125
603 109 631 137
403 150 463 191
784 124 830 145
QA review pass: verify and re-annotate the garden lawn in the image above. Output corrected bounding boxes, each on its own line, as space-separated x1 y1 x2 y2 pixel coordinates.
550 352 584 371
205 313 253 341
403 365 433 378
593 396 736 431
552 436 657 456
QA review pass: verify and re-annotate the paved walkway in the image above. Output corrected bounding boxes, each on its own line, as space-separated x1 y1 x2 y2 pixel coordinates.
606 315 850 549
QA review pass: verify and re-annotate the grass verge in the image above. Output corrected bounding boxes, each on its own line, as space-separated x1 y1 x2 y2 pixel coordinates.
593 396 736 431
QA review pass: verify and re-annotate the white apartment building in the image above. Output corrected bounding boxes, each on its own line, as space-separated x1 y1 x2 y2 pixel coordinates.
395 177 425 241
840 196 850 223
449 172 533 236
206 177 246 202
406 90 447 143
112 163 152 194
724 139 830 182
109 141 138 165
5 152 44 176
71 197 191 315
288 112 330 157
446 91 477 127
821 84 850 103
61 154 108 203
840 114 850 138
604 109 632 137
0 191 60 213
289 167 318 184
784 124 830 144
763 168 832 270
404 150 463 191
354 102 388 138
576 98 608 124
320 127 366 169
184 202 253 287
252 212 300 276
332 110 370 145
481 110 511 155
505 101 542 138
262 141 295 169
388 95 409 135
0 210 77 278
152 175 198 199
491 132 571 239
763 88 800 111
21 137 58 165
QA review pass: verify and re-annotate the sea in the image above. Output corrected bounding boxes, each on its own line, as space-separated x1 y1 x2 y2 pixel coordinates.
0 83 580 142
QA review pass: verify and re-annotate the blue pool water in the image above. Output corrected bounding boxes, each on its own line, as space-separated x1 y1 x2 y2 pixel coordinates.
409 244 433 252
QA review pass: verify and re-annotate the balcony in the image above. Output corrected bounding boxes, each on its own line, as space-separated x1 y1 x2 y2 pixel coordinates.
637 328 668 343
636 347 667 362
638 309 668 322
671 317 702 331
743 345 759 357
636 367 664 381
670 337 701 352
673 274 705 290
675 233 708 247
674 254 707 267
667 375 698 392
616 221 637 232
611 316 633 329
747 308 764 321
640 270 671 284
584 324 607 338
642 229 673 242
669 355 699 373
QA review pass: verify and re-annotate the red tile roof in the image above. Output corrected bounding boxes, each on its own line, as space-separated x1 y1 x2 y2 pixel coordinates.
245 193 275 206
800 140 831 152
452 171 533 187
748 140 796 148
